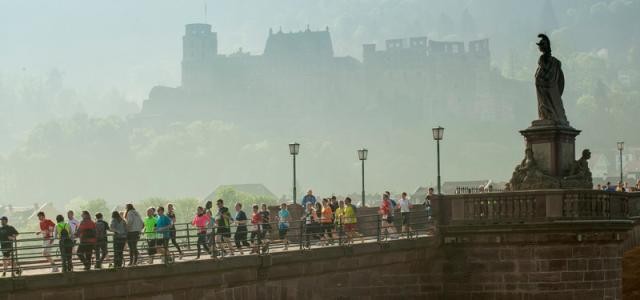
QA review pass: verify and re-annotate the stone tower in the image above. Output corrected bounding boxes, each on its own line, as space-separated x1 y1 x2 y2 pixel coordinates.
182 23 217 90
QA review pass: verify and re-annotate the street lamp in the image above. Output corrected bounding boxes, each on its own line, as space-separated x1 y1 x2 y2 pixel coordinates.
357 148 368 207
617 141 624 184
289 143 300 205
432 126 444 195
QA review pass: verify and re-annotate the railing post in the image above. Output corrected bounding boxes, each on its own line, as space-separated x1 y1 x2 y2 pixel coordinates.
299 221 304 251
210 227 216 259
186 223 191 251
376 214 381 243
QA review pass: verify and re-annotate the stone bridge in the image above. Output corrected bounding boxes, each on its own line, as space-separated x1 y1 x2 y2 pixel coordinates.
1 189 640 300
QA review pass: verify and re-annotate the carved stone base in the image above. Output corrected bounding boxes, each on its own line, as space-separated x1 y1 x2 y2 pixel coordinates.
520 124 580 177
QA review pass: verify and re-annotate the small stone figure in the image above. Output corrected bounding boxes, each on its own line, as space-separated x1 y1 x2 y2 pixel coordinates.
509 148 560 190
535 34 568 125
562 149 593 188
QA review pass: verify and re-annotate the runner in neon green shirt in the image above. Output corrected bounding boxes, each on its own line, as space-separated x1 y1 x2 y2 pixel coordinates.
143 208 158 264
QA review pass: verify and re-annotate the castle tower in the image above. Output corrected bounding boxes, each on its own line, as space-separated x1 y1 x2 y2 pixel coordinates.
182 23 217 89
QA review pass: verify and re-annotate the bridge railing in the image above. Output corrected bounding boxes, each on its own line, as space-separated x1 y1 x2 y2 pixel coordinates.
437 189 631 226
0 209 435 278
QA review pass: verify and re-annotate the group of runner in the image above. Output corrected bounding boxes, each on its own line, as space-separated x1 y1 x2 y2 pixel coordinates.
0 189 435 274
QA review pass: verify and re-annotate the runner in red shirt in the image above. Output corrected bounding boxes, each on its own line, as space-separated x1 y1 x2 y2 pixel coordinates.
379 194 397 239
76 211 97 270
250 205 262 254
36 212 57 272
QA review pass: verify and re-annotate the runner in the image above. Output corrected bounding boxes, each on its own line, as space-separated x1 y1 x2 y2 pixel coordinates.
94 213 109 269
0 216 19 276
233 203 250 255
36 212 57 272
249 205 262 254
399 192 413 236
379 194 397 239
191 206 210 259
125 204 144 266
344 197 364 244
55 215 73 272
67 210 80 253
320 199 334 246
215 199 234 256
155 206 172 263
76 211 97 271
166 204 183 259
143 207 158 264
259 203 271 252
109 211 127 268
334 200 346 243
277 203 290 250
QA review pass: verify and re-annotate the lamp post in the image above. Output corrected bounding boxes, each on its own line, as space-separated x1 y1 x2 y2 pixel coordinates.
357 148 368 207
617 141 624 184
432 126 444 195
289 143 300 205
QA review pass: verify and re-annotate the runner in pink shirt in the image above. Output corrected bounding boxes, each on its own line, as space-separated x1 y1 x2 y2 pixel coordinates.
191 207 210 258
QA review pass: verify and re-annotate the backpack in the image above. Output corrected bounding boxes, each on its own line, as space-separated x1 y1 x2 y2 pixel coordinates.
59 224 74 247
96 220 108 240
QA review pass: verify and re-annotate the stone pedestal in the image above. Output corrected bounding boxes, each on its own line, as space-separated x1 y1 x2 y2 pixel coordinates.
520 124 580 177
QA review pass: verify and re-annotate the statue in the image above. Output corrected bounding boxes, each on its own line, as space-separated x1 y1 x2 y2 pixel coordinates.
562 149 593 188
535 34 568 125
509 147 560 190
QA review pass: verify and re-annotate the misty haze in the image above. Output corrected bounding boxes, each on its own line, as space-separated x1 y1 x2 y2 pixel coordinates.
2 0 640 298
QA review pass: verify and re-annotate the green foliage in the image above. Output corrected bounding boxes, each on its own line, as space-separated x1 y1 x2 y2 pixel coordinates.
133 197 200 224
65 197 109 215
214 187 278 209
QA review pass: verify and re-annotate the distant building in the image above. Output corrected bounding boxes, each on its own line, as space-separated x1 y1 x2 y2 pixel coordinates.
140 23 524 125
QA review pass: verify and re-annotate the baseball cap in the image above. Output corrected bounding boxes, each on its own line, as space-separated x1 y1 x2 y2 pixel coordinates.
0 216 7 221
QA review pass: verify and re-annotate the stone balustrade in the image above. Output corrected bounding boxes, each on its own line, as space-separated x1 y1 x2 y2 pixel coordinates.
437 189 631 226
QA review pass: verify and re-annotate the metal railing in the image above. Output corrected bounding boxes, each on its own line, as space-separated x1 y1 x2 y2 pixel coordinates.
0 209 436 278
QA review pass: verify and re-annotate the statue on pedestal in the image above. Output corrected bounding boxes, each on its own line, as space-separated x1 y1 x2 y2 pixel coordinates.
535 34 568 126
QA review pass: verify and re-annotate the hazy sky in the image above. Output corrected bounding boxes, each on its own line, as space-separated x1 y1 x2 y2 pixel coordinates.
0 0 550 104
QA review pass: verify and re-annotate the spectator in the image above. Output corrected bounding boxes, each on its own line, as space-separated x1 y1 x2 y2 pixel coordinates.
191 206 210 259
399 192 413 235
0 216 19 276
277 203 290 251
155 206 173 263
166 204 183 259
110 211 127 268
36 212 57 272
215 199 234 256
143 207 158 264
55 215 73 272
77 211 97 271
94 213 109 269
379 194 397 239
125 204 144 266
233 203 250 255
301 190 317 211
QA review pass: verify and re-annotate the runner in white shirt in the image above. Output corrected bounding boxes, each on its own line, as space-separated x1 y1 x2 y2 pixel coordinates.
399 192 413 235
67 211 80 253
